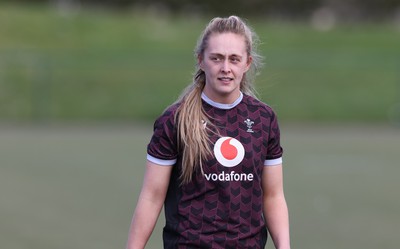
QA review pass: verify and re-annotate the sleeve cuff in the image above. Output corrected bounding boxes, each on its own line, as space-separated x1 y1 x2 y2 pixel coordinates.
147 154 176 166
264 157 282 166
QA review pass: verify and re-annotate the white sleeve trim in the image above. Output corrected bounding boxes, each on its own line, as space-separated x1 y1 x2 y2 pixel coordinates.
264 157 283 166
147 154 176 166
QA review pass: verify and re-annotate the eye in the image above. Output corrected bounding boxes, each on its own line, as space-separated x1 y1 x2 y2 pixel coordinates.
210 56 220 61
230 57 240 63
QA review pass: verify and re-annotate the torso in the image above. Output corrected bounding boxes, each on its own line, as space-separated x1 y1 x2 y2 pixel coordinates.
147 93 282 248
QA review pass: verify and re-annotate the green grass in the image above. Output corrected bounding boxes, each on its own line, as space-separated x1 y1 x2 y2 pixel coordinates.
1 4 400 122
0 123 399 249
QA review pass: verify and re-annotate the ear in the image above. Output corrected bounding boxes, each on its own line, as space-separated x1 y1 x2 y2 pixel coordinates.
197 54 204 70
245 56 253 72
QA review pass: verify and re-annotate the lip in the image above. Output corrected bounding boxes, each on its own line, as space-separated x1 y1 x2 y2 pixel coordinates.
218 77 234 83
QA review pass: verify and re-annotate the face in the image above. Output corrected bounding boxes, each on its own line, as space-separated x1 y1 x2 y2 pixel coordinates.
199 32 252 104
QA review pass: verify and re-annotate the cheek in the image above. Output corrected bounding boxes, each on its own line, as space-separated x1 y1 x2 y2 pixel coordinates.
205 64 219 74
235 66 249 76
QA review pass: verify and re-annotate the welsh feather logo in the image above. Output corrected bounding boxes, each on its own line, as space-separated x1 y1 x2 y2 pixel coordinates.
213 137 245 167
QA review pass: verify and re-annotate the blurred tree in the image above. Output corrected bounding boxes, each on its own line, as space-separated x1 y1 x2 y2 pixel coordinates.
2 0 399 20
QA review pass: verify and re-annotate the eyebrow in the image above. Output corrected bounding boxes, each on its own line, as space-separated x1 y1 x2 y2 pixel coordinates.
209 53 243 58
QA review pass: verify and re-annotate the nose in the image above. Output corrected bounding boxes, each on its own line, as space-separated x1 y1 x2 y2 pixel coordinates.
221 60 231 73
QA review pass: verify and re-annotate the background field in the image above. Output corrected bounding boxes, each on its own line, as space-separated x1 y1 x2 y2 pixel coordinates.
1 123 399 249
1 4 400 122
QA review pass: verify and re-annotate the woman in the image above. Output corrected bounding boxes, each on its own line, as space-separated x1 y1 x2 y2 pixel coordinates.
126 16 290 249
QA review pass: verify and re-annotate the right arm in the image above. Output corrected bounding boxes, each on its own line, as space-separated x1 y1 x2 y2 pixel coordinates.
126 160 173 249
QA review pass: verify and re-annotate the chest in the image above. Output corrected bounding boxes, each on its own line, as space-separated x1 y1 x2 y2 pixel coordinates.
204 107 271 176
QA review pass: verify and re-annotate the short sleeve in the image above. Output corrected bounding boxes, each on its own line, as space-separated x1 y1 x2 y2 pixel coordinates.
264 110 283 166
147 107 179 166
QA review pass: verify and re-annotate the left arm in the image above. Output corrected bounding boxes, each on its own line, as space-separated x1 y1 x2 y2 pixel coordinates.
262 164 291 249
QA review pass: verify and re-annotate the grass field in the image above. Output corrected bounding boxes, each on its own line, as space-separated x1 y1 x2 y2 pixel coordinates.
1 123 399 249
1 4 400 122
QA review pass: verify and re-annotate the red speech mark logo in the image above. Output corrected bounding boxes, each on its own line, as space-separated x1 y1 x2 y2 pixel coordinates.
214 137 245 167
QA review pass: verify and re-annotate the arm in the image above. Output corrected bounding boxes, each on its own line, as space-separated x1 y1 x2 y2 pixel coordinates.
126 160 173 249
262 164 291 249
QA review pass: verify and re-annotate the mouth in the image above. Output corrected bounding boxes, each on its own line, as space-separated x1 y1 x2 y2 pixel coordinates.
218 77 234 83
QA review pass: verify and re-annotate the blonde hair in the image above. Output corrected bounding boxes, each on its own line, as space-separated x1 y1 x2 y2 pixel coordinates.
175 16 263 184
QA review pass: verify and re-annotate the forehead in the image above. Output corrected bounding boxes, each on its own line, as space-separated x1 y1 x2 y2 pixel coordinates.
205 32 248 56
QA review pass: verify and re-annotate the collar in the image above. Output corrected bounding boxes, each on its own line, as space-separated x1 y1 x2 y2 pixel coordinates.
201 92 243 110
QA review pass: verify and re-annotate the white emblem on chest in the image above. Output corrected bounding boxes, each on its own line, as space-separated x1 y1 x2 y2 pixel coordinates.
244 118 254 133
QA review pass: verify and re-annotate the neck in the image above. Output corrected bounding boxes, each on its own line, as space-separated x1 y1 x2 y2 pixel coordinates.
201 92 243 110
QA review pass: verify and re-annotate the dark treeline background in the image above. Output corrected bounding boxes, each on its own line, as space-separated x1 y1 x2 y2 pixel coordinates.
4 0 400 20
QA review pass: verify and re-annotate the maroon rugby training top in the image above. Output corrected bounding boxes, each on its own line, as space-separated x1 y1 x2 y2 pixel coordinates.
147 93 283 249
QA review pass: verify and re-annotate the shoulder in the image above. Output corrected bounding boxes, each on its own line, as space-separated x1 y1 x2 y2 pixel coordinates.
150 102 182 135
155 102 181 123
241 94 277 118
163 101 182 117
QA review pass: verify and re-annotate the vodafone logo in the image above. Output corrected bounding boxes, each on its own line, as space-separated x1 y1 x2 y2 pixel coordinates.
213 137 245 167
206 137 252 182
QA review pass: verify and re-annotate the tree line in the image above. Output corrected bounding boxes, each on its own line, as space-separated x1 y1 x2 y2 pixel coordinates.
4 0 400 20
